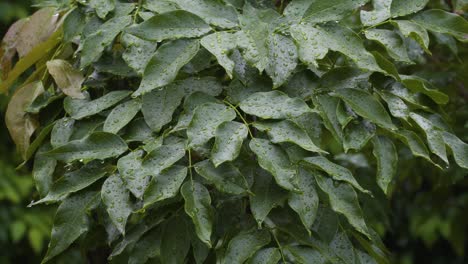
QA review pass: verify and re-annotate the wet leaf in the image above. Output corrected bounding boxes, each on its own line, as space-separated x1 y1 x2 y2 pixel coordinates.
211 121 248 167
240 91 312 119
102 174 133 234
46 60 85 99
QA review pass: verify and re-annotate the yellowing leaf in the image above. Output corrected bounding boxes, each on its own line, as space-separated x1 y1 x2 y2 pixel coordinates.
46 59 85 99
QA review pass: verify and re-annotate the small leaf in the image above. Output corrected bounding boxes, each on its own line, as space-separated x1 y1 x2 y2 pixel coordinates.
187 103 236 148
249 138 299 192
195 160 249 195
42 191 100 263
46 60 85 99
125 10 211 41
32 161 109 204
302 156 369 194
288 167 319 233
250 169 288 226
248 248 281 264
134 39 199 96
442 132 468 170
5 81 44 159
160 215 191 264
143 166 187 208
201 32 238 78
333 88 396 130
171 0 239 28
411 9 468 42
211 121 248 167
223 229 271 264
254 120 325 153
64 90 131 120
265 33 298 88
181 181 214 247
102 174 133 235
372 136 397 195
80 15 132 67
240 91 312 119
45 132 128 163
315 174 370 238
104 99 142 134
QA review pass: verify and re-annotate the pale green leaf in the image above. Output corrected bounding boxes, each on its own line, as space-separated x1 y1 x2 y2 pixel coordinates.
121 34 157 75
361 0 391 27
181 181 214 247
240 91 312 119
134 39 199 96
194 160 249 195
391 0 428 17
104 99 142 134
64 90 131 120
222 229 271 264
372 136 397 195
201 31 237 78
265 33 298 88
125 10 211 41
211 121 248 167
102 174 133 235
143 166 187 208
302 0 369 24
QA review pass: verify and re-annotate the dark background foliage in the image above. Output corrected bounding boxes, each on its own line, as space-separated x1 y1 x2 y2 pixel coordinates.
0 0 467 263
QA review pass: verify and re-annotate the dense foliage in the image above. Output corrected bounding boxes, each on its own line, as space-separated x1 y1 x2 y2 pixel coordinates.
1 0 468 263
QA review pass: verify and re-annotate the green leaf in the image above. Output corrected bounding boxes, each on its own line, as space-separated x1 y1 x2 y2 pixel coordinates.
63 8 85 42
117 150 150 199
364 29 411 63
46 59 85 99
125 10 211 41
248 248 281 264
377 91 410 121
64 90 131 120
302 156 369 194
51 118 75 148
409 113 448 164
194 160 249 195
411 9 468 42
32 144 56 197
240 91 312 119
121 34 157 75
265 33 298 88
160 215 191 264
173 92 219 132
42 191 100 263
143 166 187 208
170 0 239 28
211 121 248 167
222 229 271 264
181 181 214 247
32 161 109 205
329 230 356 264
392 20 430 52
400 75 449 105
104 99 142 134
102 175 133 235
5 81 44 159
200 32 238 78
143 142 187 176
291 23 381 72
89 0 115 19
391 0 428 17
254 120 325 153
442 132 468 170
80 15 132 67
187 103 236 148
314 95 344 144
128 227 162 264
372 136 397 195
45 132 128 163
249 138 299 192
250 168 288 226
361 0 391 27
141 85 185 132
134 39 200 96
393 130 432 163
288 167 319 233
302 0 369 24
173 76 224 96
343 120 376 152
315 174 370 238
333 88 396 130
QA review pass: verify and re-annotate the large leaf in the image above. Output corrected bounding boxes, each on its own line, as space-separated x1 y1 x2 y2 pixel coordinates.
141 85 185 132
265 33 298 88
412 9 468 42
125 10 211 41
194 160 249 195
143 166 187 208
102 175 133 235
211 121 248 167
222 229 271 264
240 91 312 119
315 174 370 238
372 136 397 195
46 59 85 99
5 81 44 159
117 150 150 199
181 181 214 247
170 0 238 28
254 120 325 153
42 191 100 263
134 39 199 96
121 33 157 75
302 156 369 194
249 138 299 192
333 88 396 130
45 132 128 162
64 90 131 120
187 103 236 148
80 15 132 67
201 32 238 78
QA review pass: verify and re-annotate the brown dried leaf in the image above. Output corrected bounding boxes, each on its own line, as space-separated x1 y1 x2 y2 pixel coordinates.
46 59 85 99
0 18 27 79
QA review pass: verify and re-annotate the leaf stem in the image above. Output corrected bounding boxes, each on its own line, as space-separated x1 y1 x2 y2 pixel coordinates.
271 228 287 262
223 100 254 139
